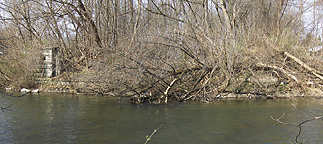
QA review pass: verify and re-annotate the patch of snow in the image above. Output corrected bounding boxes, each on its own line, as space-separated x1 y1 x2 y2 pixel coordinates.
20 88 31 93
32 89 39 93
307 81 314 85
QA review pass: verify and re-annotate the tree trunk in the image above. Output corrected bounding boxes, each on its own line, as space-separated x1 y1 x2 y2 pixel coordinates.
114 0 119 46
78 0 102 47
129 0 134 35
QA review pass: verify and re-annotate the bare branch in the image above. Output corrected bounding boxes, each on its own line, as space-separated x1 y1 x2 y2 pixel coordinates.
295 116 323 143
270 113 297 126
144 124 163 144
164 78 178 103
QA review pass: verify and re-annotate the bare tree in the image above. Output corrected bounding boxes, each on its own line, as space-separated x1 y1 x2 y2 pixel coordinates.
0 0 322 105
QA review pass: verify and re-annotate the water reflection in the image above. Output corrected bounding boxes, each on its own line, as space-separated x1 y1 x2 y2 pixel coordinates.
0 93 322 143
45 96 54 123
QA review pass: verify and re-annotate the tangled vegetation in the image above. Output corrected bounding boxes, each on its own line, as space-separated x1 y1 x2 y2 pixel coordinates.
1 0 323 103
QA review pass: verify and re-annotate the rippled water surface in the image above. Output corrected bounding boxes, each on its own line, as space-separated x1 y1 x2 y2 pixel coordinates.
0 93 322 143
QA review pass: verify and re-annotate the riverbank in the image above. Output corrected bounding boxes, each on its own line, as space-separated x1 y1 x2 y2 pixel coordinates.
4 80 323 104
3 48 323 104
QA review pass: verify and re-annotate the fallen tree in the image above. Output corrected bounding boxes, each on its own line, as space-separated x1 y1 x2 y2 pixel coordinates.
2 0 323 104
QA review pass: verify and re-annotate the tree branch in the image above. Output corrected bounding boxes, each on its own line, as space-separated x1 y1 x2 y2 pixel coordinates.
144 124 163 144
295 116 323 143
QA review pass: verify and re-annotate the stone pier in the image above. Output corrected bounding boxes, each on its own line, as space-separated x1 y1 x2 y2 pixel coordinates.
42 47 60 78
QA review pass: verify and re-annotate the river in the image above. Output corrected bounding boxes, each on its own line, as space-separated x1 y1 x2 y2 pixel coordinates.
0 93 322 143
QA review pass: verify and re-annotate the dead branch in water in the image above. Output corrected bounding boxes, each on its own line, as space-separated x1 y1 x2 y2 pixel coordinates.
144 124 163 144
271 104 323 143
295 116 323 143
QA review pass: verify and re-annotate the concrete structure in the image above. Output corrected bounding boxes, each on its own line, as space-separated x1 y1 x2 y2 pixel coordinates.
42 47 60 77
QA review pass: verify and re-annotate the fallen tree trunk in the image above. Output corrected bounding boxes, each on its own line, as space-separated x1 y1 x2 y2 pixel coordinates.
283 52 323 81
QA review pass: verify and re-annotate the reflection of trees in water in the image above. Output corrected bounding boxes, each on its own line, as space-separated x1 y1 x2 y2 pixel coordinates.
0 90 27 113
1 104 12 113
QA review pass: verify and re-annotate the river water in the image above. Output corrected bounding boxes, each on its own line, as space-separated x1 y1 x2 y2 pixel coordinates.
0 93 322 144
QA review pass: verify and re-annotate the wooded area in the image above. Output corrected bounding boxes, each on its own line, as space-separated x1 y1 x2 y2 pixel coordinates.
1 0 323 103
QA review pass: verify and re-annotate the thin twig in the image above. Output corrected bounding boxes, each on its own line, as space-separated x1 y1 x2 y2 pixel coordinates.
144 124 163 144
291 103 303 121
